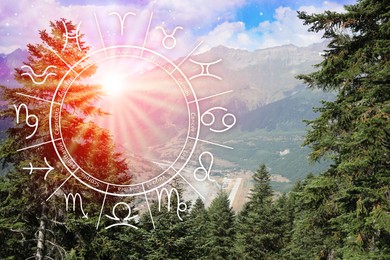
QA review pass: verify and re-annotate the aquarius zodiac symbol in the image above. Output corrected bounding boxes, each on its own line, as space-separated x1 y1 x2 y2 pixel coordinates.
105 202 138 229
14 103 39 139
156 26 183 49
64 193 88 219
194 152 215 182
22 157 54 180
201 107 236 133
20 65 57 85
156 188 187 221
62 20 82 51
189 59 222 80
109 11 136 36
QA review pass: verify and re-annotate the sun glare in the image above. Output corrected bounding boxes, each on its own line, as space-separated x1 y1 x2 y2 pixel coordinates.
102 74 126 96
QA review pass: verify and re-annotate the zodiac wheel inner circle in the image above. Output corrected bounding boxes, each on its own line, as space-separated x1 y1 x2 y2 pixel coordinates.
49 45 200 196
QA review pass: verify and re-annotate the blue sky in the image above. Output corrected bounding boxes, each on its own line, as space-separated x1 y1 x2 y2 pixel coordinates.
0 0 356 54
234 0 354 29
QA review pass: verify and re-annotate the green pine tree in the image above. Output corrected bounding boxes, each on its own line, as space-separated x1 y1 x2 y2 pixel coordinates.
207 191 236 259
282 174 338 259
188 197 210 259
272 193 294 258
0 18 131 259
294 0 390 257
140 178 193 259
235 164 285 259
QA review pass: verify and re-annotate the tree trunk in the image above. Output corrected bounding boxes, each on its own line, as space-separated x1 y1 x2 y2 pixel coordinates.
36 202 47 260
327 249 335 260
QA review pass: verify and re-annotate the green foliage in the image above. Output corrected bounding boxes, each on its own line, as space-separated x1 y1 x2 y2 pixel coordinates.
188 197 211 259
292 0 390 258
137 180 195 259
0 18 130 259
236 164 288 259
1 1 389 258
207 191 236 259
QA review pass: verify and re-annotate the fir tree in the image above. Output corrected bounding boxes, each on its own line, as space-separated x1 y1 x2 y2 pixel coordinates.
295 0 390 257
188 197 210 259
140 178 193 259
207 191 236 259
0 19 130 259
235 164 285 259
272 193 294 258
282 174 337 259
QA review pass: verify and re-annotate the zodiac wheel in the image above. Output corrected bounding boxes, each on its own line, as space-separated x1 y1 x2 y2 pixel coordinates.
15 10 236 229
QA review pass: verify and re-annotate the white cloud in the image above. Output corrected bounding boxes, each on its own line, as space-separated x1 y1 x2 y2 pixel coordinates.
255 5 320 48
200 1 346 51
198 21 261 52
0 0 348 54
254 2 346 49
0 0 245 54
154 0 244 26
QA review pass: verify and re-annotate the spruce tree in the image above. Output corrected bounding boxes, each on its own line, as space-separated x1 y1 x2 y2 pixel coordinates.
282 174 337 259
140 179 193 259
272 193 294 258
207 191 236 259
0 19 130 259
188 197 210 259
235 164 284 259
296 0 390 257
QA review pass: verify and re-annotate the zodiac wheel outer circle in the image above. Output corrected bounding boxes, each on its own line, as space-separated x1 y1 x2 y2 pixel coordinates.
49 45 200 197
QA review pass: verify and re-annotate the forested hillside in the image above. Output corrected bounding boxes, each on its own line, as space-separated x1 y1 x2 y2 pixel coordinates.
0 0 389 259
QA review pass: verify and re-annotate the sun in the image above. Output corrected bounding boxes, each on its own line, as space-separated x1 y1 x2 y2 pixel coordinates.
102 73 126 96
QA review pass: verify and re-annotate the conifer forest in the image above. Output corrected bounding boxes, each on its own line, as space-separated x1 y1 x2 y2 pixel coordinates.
0 0 389 259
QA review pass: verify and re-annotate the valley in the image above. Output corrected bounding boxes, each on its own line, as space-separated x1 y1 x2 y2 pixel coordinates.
1 43 333 206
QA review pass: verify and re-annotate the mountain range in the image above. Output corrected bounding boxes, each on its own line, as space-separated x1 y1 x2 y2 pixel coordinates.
0 42 333 192
0 48 27 88
176 42 333 191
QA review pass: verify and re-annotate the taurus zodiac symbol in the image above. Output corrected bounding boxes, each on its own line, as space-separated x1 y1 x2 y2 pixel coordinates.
156 26 183 49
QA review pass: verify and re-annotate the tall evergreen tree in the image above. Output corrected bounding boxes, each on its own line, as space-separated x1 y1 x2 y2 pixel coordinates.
295 0 390 258
207 191 236 259
282 174 338 259
235 164 285 259
272 193 294 257
0 19 130 259
140 178 194 259
188 197 210 259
